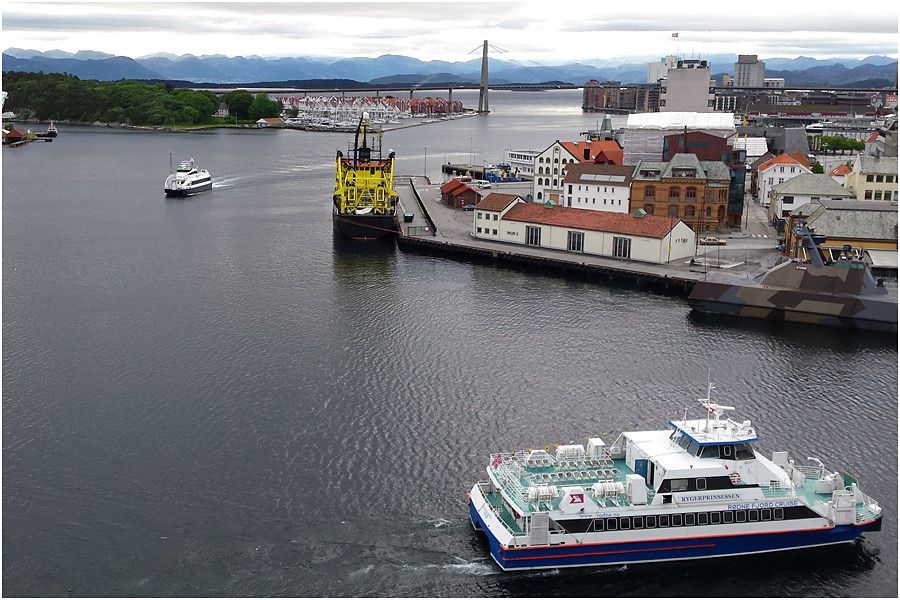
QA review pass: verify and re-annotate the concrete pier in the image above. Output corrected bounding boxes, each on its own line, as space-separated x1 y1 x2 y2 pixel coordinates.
391 177 789 297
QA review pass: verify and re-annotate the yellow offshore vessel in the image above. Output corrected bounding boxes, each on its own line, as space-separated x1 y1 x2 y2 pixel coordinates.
332 112 399 239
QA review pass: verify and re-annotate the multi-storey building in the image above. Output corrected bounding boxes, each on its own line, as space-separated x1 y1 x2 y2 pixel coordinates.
647 55 679 84
733 55 766 88
532 140 624 203
629 153 732 232
582 80 605 112
562 163 634 212
756 153 811 207
659 59 714 113
844 155 899 201
767 173 855 228
662 131 747 228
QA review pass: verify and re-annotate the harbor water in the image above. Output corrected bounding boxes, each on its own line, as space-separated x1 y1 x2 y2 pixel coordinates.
3 90 897 597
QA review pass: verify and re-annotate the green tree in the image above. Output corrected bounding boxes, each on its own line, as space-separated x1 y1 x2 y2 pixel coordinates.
223 90 253 120
811 161 825 174
248 93 281 121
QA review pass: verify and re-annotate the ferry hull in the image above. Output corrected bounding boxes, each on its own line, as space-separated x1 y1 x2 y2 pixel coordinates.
469 502 880 571
164 181 213 197
332 212 398 240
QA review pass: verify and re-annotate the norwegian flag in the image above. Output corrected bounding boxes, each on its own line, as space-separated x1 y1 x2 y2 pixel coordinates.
570 493 584 504
491 454 503 469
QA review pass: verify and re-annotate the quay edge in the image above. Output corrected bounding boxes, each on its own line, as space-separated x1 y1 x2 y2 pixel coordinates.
396 235 696 297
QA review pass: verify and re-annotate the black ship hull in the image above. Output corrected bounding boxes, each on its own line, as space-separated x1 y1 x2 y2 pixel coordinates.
164 181 213 197
332 212 398 240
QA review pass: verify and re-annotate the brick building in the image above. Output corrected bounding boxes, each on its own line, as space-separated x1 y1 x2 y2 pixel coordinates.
630 154 732 233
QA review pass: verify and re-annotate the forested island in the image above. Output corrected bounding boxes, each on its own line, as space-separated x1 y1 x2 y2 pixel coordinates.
3 72 283 127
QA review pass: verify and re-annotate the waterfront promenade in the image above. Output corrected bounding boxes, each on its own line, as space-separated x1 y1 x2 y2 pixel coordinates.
394 176 783 296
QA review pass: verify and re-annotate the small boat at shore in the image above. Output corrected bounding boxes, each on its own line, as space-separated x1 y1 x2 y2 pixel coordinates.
468 382 882 571
35 121 58 138
164 150 212 197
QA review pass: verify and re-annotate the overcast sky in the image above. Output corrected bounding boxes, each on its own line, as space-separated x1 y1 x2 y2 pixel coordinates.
3 0 898 64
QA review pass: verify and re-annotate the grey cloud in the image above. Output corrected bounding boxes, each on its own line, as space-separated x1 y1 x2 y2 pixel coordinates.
560 15 897 34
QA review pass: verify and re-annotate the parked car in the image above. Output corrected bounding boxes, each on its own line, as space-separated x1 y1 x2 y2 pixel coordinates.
462 204 477 211
471 179 492 189
699 236 727 245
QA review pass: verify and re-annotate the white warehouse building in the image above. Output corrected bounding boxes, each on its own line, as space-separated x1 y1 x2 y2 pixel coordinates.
473 194 695 264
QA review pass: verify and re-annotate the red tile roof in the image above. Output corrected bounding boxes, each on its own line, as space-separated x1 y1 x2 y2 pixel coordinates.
867 130 879 142
790 151 811 168
757 153 807 173
502 204 681 239
559 140 624 165
440 179 466 193
476 193 522 212
828 163 852 177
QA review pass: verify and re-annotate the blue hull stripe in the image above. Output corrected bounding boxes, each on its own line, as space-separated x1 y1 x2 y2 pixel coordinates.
469 503 872 570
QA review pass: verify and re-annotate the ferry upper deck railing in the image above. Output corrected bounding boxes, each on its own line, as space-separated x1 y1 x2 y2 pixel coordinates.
855 490 881 522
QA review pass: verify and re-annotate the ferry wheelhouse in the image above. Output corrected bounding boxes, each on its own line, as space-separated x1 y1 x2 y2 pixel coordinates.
468 387 882 571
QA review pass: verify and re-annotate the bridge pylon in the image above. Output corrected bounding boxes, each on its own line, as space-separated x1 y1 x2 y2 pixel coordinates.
477 40 489 113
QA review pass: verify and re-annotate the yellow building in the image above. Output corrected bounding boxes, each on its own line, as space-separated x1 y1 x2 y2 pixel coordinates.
843 155 898 201
786 199 898 259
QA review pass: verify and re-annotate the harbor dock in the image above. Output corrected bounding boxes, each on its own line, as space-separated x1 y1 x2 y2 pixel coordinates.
393 177 717 297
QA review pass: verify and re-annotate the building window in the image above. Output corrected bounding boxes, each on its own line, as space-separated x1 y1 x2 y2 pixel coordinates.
874 191 883 200
668 205 679 217
492 229 497 235
476 227 482 233
645 186 656 199
876 175 884 183
568 185 573 194
537 192 542 200
686 187 697 199
493 214 498 221
867 174 874 182
706 206 712 217
612 237 632 259
669 186 680 201
685 206 696 218
526 225 541 246
865 190 873 199
567 231 584 252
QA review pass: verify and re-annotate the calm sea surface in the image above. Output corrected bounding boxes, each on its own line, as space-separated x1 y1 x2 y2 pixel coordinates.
3 90 897 597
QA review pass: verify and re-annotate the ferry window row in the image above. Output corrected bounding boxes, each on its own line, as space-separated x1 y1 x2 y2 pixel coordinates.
569 508 784 533
670 431 754 460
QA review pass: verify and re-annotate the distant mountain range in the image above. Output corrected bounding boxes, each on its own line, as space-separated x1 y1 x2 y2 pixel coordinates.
3 48 897 88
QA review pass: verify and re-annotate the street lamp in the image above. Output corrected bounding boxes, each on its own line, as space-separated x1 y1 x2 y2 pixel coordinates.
424 146 427 179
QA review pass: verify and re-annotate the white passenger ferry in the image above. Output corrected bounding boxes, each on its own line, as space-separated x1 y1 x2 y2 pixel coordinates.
467 385 882 571
164 152 212 197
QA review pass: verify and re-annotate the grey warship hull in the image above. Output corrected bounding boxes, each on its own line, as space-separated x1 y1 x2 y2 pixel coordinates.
688 280 897 332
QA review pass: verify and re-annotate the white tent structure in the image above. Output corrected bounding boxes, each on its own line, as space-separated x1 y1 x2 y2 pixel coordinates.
623 112 736 165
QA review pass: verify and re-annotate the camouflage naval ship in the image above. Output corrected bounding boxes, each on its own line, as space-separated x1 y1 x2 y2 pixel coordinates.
688 223 897 332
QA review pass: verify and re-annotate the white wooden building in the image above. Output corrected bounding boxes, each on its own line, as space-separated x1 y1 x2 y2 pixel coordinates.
562 163 634 213
474 197 695 264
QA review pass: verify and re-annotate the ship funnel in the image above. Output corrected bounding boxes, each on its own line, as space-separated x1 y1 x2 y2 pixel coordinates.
362 111 369 122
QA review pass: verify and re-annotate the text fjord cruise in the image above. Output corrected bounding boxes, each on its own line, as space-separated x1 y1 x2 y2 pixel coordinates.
467 385 882 571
